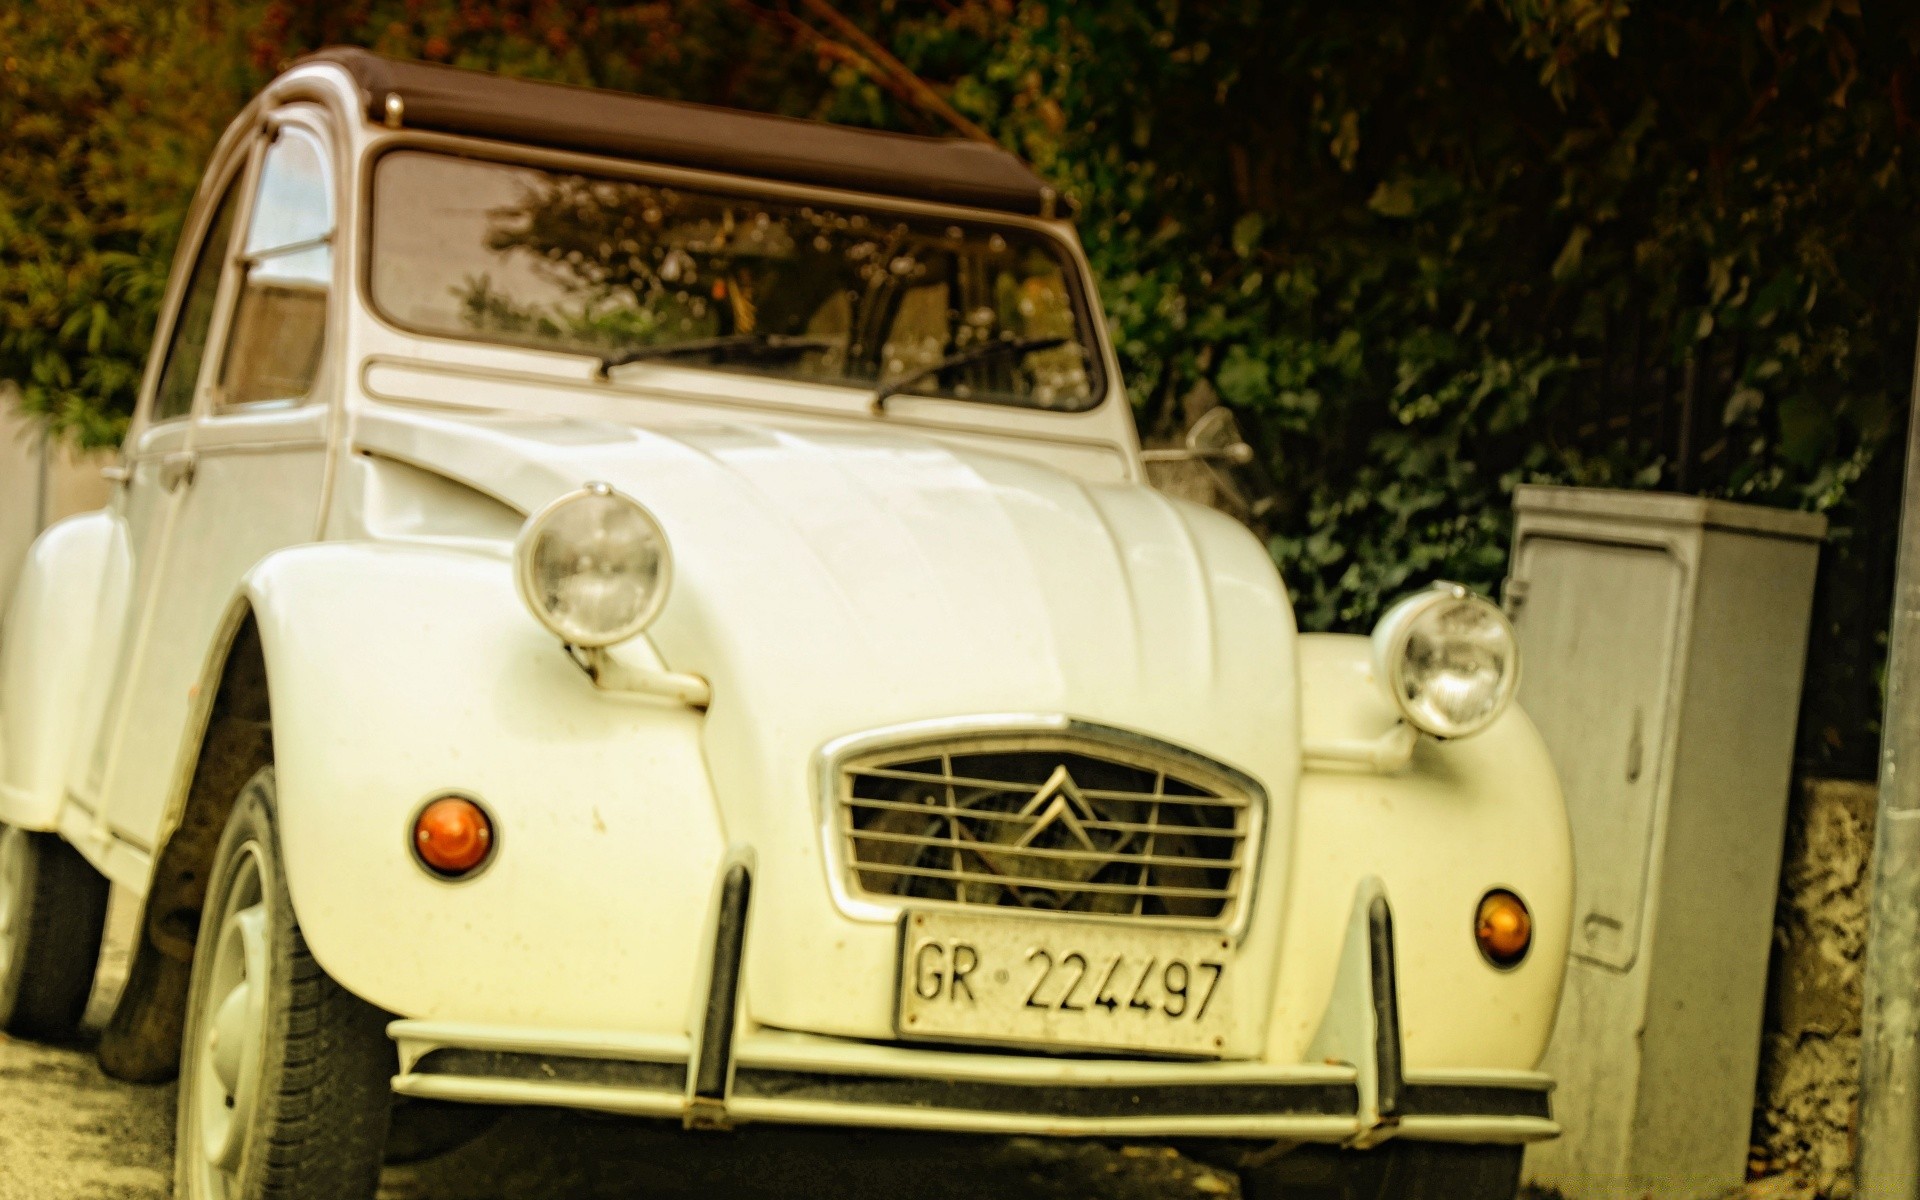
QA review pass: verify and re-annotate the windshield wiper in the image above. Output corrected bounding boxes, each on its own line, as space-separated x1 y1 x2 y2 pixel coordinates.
596 333 838 380
870 336 1074 414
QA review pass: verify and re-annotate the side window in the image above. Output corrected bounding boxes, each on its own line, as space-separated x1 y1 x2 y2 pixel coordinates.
219 126 333 409
150 178 243 423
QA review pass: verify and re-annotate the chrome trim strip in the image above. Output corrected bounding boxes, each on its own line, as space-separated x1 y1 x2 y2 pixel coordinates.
411 1048 685 1094
689 859 753 1129
180 437 329 458
728 1066 1359 1120
1369 893 1405 1123
385 1018 692 1074
390 1074 688 1120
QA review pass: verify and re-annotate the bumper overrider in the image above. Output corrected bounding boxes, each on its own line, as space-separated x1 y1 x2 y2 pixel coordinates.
388 863 1557 1146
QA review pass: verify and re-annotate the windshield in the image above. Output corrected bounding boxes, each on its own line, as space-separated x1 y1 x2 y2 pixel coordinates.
368 150 1101 411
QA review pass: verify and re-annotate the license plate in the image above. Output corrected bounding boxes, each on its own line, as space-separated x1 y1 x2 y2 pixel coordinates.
895 910 1234 1057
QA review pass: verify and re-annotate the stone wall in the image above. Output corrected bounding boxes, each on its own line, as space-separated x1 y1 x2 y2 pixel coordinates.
1751 778 1877 1197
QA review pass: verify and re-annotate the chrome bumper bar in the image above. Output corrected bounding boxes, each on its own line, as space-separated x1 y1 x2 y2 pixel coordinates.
389 865 1558 1145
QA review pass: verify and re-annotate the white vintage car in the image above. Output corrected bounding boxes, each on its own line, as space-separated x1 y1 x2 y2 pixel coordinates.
0 49 1572 1200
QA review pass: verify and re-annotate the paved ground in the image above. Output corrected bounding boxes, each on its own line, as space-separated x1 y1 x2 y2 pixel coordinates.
0 1034 174 1199
0 891 1242 1199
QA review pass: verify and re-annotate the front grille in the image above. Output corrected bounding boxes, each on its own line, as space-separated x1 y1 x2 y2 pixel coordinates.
835 732 1254 924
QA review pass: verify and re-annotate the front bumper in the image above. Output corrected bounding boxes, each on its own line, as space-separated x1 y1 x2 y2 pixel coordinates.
388 865 1558 1146
391 1025 1554 1143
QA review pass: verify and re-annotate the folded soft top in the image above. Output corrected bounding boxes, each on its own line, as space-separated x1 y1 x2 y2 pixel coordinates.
300 47 1060 217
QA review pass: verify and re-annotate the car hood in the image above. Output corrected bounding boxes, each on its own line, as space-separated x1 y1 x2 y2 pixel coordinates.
353 404 1301 1036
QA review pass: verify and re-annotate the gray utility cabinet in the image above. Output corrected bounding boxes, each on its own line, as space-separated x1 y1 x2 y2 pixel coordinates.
1509 486 1826 1200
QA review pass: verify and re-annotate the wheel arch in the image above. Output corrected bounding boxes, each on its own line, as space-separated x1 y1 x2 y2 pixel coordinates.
99 596 274 1081
106 540 727 1081
147 601 276 961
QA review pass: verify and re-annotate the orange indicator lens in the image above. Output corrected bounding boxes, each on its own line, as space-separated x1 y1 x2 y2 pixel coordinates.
413 797 494 878
1475 889 1532 968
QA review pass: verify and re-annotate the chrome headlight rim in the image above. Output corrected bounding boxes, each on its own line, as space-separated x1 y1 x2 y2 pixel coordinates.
513 481 673 649
1370 581 1520 740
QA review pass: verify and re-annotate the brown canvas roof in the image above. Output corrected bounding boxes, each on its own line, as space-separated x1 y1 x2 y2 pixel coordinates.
299 47 1061 217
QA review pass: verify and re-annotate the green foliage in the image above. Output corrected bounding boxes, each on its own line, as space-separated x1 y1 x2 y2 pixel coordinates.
4 0 1914 768
0 4 257 446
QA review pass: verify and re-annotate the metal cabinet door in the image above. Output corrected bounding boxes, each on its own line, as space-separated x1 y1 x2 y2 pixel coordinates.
1511 534 1684 972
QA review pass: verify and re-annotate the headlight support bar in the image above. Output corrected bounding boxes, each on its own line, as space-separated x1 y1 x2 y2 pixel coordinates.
570 645 712 710
1301 723 1419 774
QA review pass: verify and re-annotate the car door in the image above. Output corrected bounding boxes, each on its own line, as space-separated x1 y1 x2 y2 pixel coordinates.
96 108 339 853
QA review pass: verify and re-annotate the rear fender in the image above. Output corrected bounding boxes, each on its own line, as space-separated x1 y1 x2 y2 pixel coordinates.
0 512 126 830
247 542 726 1036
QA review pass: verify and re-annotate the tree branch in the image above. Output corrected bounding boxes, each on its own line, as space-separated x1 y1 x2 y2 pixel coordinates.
730 0 951 133
790 0 998 144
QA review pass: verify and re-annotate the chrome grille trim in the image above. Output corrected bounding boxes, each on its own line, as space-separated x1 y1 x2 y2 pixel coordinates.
815 716 1265 933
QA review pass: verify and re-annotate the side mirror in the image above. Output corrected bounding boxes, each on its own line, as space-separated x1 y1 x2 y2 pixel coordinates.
1141 407 1255 465
1185 406 1256 464
1141 408 1274 521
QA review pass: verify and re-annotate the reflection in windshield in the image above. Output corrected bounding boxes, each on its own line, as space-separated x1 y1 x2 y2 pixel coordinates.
370 151 1097 410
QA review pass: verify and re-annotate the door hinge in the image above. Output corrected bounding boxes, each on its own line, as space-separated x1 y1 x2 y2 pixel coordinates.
160 451 197 493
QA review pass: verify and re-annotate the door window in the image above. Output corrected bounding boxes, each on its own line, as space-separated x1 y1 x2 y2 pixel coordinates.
219 126 333 409
150 178 243 424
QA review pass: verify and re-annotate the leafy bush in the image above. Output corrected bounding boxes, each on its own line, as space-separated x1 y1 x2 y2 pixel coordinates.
0 4 258 446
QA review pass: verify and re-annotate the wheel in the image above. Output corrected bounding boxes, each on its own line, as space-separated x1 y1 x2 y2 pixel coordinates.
1240 1143 1522 1200
175 768 394 1200
0 822 111 1039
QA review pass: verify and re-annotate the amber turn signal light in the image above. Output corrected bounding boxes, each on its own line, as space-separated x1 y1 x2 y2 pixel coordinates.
1475 889 1532 968
413 796 495 878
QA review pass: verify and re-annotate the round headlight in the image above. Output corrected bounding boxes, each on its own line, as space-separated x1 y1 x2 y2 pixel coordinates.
514 483 671 648
1370 582 1519 739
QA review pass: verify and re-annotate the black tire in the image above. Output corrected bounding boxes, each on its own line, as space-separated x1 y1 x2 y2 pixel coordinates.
0 823 111 1040
1240 1143 1522 1200
174 768 394 1200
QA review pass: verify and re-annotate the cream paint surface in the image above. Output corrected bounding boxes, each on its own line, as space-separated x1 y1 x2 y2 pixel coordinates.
292 406 1304 1052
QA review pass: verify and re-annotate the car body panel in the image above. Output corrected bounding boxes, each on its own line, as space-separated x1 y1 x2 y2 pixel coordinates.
77 418 194 830
102 407 331 849
1274 635 1573 1072
333 404 1301 1054
0 512 126 830
249 542 727 1031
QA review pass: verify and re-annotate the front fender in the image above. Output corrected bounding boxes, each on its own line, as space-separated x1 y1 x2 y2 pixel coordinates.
246 542 726 1035
1268 634 1573 1073
0 511 126 830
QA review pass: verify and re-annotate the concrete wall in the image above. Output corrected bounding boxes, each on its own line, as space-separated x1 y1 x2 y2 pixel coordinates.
1750 777 1875 1198
0 392 113 610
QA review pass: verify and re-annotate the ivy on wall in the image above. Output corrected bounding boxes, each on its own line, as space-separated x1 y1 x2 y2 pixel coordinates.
3 0 1913 770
